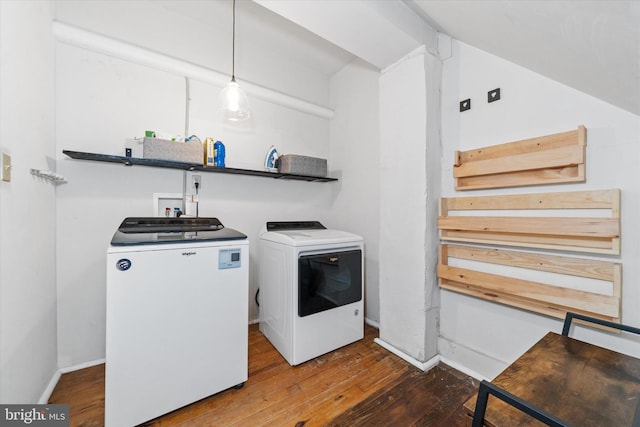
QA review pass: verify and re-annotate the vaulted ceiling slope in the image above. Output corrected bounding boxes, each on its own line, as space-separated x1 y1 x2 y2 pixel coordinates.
408 0 640 116
257 0 640 116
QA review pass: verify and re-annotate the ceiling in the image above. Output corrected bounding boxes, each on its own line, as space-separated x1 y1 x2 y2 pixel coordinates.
253 0 640 116
407 0 640 116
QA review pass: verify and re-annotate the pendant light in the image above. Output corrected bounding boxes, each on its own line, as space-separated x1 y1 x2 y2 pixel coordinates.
219 0 250 121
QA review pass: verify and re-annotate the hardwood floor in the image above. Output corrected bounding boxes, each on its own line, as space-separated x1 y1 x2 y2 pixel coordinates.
49 324 477 426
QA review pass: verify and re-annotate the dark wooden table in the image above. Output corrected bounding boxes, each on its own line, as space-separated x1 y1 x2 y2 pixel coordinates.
464 331 640 426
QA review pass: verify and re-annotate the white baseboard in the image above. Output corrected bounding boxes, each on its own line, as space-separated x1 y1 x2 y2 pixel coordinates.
38 370 62 404
374 338 440 372
438 336 506 380
59 358 106 374
40 358 107 404
438 356 488 382
364 317 379 328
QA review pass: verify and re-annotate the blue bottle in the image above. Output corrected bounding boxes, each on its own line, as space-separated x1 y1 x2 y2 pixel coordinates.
214 140 225 167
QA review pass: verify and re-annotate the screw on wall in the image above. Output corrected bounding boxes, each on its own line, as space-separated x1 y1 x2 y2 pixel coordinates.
488 88 501 103
459 98 471 112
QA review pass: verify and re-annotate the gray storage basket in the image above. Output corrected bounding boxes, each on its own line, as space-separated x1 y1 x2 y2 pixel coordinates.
143 137 203 164
278 154 327 177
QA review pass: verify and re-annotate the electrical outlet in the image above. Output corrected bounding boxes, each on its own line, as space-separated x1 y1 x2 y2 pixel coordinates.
2 152 11 182
192 175 202 190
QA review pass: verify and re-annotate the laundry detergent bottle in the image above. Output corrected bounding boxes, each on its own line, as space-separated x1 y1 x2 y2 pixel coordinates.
214 140 225 167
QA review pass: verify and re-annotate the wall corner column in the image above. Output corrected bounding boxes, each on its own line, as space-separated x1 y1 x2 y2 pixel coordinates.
378 46 442 362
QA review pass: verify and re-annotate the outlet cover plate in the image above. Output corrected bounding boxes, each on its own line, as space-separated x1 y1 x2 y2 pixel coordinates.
2 152 11 182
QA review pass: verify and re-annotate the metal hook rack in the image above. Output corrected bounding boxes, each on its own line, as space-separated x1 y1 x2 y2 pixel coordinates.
30 168 67 184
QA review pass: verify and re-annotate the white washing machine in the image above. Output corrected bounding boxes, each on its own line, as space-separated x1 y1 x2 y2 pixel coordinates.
106 217 249 427
259 221 364 366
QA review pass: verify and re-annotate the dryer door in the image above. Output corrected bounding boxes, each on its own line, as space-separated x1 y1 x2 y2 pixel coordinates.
297 249 362 317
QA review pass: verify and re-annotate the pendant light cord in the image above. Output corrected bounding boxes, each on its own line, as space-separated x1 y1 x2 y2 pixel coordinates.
231 0 236 82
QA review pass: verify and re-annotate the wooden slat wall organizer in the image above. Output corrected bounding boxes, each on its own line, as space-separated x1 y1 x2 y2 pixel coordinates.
454 125 586 190
439 189 620 255
438 244 622 323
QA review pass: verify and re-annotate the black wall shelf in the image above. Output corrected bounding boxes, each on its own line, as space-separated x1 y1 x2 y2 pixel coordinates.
62 150 337 182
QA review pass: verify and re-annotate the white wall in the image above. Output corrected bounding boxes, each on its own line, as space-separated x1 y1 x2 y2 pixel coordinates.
328 58 381 324
54 2 341 368
377 47 442 362
54 0 333 108
439 40 640 379
0 1 58 403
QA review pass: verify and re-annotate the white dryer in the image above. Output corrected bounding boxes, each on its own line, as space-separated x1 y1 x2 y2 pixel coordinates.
259 221 364 365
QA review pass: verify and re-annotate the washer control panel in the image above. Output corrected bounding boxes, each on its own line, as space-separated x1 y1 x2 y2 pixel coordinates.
219 248 241 269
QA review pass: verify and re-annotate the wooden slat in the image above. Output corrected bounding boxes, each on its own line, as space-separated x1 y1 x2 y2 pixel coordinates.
438 244 622 323
456 165 583 191
454 145 584 178
438 265 619 318
454 125 586 190
440 230 617 254
442 189 619 211
440 280 618 323
445 245 618 281
438 216 619 238
456 127 584 164
439 189 621 255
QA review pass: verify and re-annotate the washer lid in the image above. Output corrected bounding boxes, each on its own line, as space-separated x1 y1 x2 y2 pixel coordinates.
111 217 247 246
261 221 362 246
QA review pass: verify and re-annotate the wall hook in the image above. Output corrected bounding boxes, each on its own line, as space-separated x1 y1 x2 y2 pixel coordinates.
30 168 67 184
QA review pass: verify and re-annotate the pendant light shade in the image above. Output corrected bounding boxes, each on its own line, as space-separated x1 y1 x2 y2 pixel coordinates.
220 0 250 121
219 77 250 121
